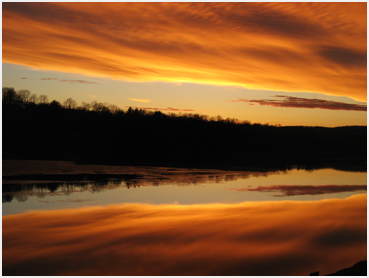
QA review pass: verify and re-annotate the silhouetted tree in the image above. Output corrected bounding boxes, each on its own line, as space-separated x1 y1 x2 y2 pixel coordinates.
91 101 109 112
29 94 37 103
64 98 77 109
17 90 31 104
216 115 223 122
17 89 31 104
106 103 121 114
80 101 91 111
153 110 164 117
49 100 62 109
37 94 49 104
2 87 19 105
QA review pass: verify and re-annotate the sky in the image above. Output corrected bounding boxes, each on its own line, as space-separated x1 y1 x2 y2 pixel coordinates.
2 2 367 127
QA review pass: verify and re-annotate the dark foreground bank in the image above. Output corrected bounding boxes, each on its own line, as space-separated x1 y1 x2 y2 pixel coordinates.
310 260 367 276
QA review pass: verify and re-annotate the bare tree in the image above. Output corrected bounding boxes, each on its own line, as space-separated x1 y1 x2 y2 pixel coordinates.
80 101 91 111
106 103 121 114
17 89 31 103
37 94 49 104
29 94 37 103
2 87 19 105
63 98 77 109
91 101 109 112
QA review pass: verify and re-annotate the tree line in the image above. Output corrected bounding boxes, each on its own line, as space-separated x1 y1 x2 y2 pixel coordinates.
2 87 254 125
2 87 367 171
3 87 129 115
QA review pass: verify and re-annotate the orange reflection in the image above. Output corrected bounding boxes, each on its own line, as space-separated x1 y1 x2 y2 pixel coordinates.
2 3 367 101
3 194 366 275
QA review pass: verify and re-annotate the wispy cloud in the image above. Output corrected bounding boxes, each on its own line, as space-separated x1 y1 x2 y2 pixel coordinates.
230 96 367 111
3 3 367 101
129 98 151 103
230 185 367 197
37 77 97 84
126 106 196 112
60 79 97 84
40 78 58 80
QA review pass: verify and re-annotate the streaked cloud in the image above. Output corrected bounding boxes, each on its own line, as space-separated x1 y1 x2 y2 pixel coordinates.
230 96 367 111
129 98 151 103
28 77 97 84
59 79 97 84
126 106 196 112
3 194 366 275
231 185 367 197
40 78 58 81
2 3 367 101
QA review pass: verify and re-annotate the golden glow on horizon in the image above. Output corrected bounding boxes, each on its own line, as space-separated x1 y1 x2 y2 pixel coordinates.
3 194 367 276
2 2 367 101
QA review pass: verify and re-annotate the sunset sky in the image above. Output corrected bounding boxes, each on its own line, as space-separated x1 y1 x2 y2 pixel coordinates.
2 2 367 126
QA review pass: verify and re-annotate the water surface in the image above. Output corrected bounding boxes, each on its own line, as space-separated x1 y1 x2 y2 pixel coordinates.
2 160 367 275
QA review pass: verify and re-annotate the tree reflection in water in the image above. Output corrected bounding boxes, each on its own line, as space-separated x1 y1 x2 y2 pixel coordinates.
2 170 271 202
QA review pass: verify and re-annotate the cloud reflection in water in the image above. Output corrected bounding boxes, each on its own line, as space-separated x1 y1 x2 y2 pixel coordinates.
231 184 367 196
2 194 366 276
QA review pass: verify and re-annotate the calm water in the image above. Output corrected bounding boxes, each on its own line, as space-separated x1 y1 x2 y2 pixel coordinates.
2 160 367 275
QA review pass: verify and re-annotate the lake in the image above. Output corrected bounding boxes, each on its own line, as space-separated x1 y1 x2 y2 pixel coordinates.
2 160 367 275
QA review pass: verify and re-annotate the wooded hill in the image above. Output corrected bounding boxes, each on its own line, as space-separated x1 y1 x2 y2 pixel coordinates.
3 87 367 171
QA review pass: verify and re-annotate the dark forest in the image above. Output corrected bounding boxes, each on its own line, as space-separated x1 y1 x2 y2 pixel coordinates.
2 87 367 171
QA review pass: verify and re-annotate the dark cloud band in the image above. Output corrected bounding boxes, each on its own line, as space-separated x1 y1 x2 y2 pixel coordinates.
231 95 367 111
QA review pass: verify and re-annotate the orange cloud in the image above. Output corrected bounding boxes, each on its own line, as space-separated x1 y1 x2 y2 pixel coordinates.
2 3 367 101
3 194 367 276
129 98 151 103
